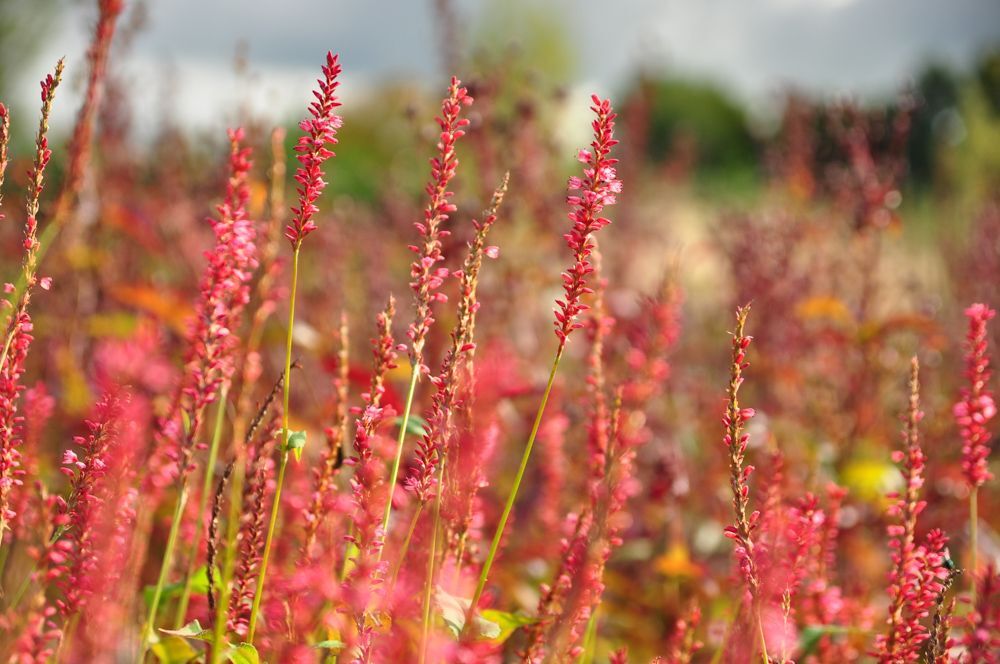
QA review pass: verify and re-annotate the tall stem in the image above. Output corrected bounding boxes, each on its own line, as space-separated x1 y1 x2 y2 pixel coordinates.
389 503 424 592
418 456 447 662
380 366 420 552
970 486 979 605
211 453 246 663
755 603 770 664
465 346 564 630
247 246 300 643
139 481 190 660
577 609 598 663
174 387 229 627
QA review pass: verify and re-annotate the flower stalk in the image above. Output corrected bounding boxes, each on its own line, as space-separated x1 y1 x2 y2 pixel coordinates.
467 94 620 630
246 51 342 643
382 77 473 544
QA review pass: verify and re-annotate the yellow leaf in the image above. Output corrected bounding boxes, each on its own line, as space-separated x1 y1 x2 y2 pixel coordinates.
795 296 853 325
654 542 699 578
842 458 900 504
109 284 193 335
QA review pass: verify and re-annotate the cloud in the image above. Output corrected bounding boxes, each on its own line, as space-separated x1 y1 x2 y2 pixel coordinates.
23 0 1000 133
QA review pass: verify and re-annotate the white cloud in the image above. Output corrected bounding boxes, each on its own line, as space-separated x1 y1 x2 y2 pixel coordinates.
17 0 1000 135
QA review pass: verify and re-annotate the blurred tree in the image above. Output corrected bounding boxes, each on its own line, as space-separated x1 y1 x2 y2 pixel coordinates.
627 75 757 179
470 0 575 86
0 0 59 109
975 47 1000 114
907 50 1000 198
947 84 1000 205
908 64 961 186
286 83 426 204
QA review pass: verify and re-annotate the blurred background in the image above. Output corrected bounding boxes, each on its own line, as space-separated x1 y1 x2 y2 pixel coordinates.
5 0 1000 138
0 1 999 658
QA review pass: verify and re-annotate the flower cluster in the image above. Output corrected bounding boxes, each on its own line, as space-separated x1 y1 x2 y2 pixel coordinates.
0 308 34 534
955 302 996 488
59 0 123 213
721 305 762 600
302 312 350 557
875 358 951 662
554 95 621 346
344 297 400 653
22 62 64 277
169 128 257 479
407 77 473 370
229 412 280 637
286 52 343 248
623 273 682 405
47 393 124 619
406 177 507 503
961 565 1000 661
0 62 64 536
0 102 9 213
523 511 593 662
662 603 704 664
8 383 55 538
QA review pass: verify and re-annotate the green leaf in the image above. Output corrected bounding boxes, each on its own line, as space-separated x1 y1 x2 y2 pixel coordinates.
480 609 536 644
395 414 428 438
151 636 199 664
286 430 307 462
314 639 346 651
433 586 501 641
160 619 213 642
143 565 213 611
798 625 856 656
180 409 192 437
226 643 259 664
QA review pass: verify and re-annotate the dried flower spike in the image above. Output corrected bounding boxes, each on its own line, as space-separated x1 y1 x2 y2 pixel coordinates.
722 304 761 600
876 357 951 662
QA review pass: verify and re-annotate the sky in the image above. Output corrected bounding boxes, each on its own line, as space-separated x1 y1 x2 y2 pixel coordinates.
19 0 1000 136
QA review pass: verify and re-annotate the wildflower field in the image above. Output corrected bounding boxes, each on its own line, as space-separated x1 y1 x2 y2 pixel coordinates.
0 1 998 662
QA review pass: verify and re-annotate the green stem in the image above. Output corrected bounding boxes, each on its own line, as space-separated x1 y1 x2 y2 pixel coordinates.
56 613 80 663
465 346 563 632
577 609 598 663
0 539 10 597
247 246 300 644
709 613 733 664
755 601 770 664
211 447 248 663
389 503 424 592
139 481 190 661
340 524 358 583
174 387 229 628
8 569 34 613
247 451 288 643
418 457 447 663
381 366 420 554
453 532 468 584
970 487 979 605
0 220 60 374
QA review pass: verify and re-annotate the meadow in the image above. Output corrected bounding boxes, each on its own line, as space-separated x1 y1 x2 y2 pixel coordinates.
0 1 997 662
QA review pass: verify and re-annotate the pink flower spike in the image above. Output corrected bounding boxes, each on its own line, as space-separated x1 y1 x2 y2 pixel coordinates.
955 302 996 488
285 52 343 249
554 95 620 346
406 76 473 370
